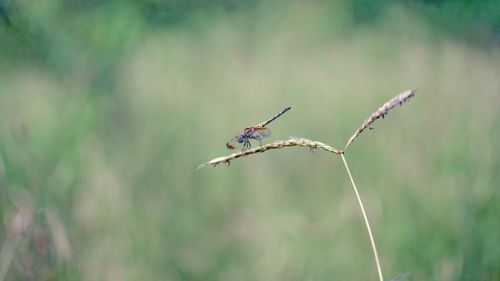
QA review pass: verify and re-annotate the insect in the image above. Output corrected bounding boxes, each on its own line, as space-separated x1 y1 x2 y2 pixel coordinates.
226 107 291 151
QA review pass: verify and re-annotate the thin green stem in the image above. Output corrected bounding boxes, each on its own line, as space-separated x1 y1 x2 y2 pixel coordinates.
341 153 384 281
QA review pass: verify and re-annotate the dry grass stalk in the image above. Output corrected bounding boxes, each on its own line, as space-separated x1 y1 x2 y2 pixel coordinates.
46 208 73 261
0 198 33 281
344 89 416 151
200 89 417 281
198 137 341 169
341 153 384 281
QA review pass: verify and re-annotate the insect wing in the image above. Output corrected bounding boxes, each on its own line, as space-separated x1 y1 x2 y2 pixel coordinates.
254 127 271 138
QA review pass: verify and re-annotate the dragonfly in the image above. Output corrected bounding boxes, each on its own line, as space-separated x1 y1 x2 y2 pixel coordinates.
226 106 291 151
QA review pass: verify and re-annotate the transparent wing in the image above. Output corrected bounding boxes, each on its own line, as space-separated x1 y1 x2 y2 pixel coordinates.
254 127 271 138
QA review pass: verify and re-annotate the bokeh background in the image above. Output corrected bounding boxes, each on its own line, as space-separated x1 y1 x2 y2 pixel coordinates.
1 0 499 280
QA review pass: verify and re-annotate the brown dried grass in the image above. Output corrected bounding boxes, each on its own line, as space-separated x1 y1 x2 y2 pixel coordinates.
344 89 416 151
198 137 341 169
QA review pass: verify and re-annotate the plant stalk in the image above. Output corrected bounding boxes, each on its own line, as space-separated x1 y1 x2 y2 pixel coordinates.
341 153 384 281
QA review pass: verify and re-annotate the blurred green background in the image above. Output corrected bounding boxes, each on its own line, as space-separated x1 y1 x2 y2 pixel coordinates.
1 0 499 280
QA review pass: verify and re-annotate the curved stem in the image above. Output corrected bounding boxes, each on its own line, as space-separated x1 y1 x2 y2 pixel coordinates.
341 153 384 281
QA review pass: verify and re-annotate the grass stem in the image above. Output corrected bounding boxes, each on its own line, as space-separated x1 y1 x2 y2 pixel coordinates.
201 89 417 281
341 153 384 281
